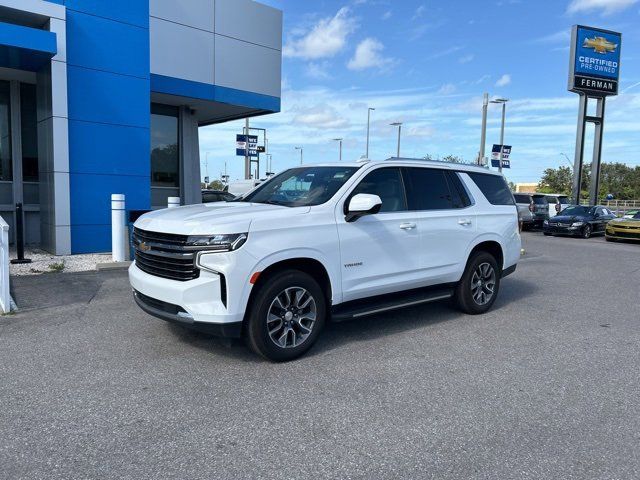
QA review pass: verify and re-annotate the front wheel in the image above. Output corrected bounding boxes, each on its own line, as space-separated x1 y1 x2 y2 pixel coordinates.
245 270 326 361
452 251 500 315
582 224 592 239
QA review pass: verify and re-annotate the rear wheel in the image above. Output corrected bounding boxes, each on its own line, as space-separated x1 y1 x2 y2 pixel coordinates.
245 270 326 362
582 224 592 239
453 251 500 315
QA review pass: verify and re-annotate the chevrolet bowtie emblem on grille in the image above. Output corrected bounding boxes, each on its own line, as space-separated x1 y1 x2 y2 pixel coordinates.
583 36 617 54
138 242 151 252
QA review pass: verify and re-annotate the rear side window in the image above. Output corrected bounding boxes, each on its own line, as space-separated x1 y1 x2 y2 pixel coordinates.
513 194 531 204
402 168 452 210
467 172 515 206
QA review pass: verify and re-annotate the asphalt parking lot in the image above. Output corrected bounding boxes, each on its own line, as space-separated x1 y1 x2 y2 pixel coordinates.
1 232 639 480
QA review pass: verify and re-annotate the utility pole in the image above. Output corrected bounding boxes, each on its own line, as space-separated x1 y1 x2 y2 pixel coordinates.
366 107 375 158
333 138 343 161
490 98 509 173
244 118 250 179
390 122 402 158
295 146 303 165
478 93 488 165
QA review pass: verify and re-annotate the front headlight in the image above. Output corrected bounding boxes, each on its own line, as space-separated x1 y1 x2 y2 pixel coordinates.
571 222 584 227
543 220 549 225
186 233 248 252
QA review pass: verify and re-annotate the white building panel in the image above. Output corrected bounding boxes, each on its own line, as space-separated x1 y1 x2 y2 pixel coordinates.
150 17 214 85
149 0 214 33
215 0 282 51
214 35 281 98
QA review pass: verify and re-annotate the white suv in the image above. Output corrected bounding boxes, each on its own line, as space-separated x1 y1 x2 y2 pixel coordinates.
129 159 520 361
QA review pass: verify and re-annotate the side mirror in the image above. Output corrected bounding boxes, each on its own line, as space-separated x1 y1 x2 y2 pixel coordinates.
346 193 382 222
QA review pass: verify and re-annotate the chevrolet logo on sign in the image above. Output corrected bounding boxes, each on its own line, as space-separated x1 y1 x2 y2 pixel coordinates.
583 36 617 54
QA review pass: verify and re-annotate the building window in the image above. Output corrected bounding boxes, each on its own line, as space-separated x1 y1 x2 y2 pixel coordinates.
0 81 11 182
20 83 38 182
151 104 179 188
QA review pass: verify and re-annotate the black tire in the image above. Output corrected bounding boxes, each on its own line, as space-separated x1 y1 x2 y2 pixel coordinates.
543 232 553 236
452 251 500 315
245 269 326 362
582 224 592 239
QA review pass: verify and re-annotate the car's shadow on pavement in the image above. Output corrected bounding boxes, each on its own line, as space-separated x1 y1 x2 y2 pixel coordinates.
165 276 539 362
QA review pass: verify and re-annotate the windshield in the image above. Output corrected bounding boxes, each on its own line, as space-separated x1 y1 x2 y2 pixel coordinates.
559 206 590 216
240 166 359 207
532 196 547 205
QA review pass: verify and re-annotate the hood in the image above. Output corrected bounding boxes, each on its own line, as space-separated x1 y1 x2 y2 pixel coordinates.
610 217 640 225
550 215 586 223
134 202 311 235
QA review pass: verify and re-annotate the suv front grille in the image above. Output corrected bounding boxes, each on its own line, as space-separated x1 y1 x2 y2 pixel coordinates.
133 228 199 281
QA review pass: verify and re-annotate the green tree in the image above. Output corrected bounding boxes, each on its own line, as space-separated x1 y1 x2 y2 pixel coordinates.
442 155 463 164
207 180 225 191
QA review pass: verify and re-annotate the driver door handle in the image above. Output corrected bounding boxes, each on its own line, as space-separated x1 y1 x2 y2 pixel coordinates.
458 219 472 226
399 222 417 230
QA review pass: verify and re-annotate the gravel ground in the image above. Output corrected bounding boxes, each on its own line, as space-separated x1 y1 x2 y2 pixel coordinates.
1 231 639 479
9 248 113 276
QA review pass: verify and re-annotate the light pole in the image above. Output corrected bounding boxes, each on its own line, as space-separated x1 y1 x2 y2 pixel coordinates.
366 107 375 158
390 122 402 158
295 146 303 165
333 138 343 161
490 98 509 173
478 93 488 165
266 154 273 175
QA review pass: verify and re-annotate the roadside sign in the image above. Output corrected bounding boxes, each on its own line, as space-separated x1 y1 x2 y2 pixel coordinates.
569 25 621 96
204 176 209 184
491 144 511 169
236 134 258 157
257 146 266 153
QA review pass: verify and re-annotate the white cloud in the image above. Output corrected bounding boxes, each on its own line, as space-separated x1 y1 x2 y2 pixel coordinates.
459 54 475 64
413 5 427 20
292 104 350 129
495 74 512 87
381 10 392 20
283 8 357 60
567 0 638 15
438 83 457 95
347 38 394 71
306 62 331 80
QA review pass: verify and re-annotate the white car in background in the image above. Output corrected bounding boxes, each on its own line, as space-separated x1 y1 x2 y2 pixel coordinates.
129 159 521 361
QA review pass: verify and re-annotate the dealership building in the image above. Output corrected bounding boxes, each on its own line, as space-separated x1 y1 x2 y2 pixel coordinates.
0 0 282 254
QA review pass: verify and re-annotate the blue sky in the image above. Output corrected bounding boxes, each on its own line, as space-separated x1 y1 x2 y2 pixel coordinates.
199 0 640 185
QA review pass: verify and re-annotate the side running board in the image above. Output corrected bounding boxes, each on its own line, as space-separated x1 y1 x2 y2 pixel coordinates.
331 287 454 322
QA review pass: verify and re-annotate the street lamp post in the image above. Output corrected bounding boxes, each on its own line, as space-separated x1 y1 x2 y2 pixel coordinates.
390 122 402 158
490 98 509 173
333 138 343 161
366 107 375 158
295 146 303 165
478 93 489 165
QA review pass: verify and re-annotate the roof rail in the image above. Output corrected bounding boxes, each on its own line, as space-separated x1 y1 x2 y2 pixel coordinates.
384 157 490 170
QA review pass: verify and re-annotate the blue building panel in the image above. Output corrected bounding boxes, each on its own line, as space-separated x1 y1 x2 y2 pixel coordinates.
64 0 149 29
67 65 150 128
68 120 150 177
0 22 57 72
66 11 149 79
70 224 113 254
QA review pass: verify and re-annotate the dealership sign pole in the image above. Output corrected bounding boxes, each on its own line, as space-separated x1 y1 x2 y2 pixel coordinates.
568 25 621 206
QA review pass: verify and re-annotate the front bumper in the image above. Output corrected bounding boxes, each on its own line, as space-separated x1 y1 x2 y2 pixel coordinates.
543 224 581 236
133 290 242 337
606 228 640 241
129 262 246 331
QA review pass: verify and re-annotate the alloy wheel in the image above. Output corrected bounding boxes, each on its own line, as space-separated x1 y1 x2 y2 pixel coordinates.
266 287 317 349
583 224 592 239
471 262 496 306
